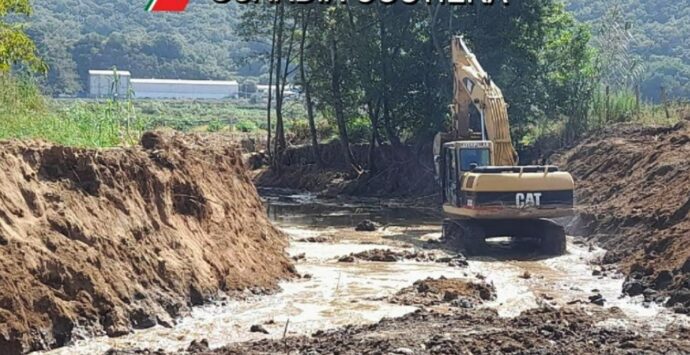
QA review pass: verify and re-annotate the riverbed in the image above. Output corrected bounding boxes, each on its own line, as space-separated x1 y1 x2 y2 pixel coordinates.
40 189 688 354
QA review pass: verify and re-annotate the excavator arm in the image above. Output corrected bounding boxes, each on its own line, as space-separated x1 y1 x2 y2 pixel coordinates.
449 36 517 166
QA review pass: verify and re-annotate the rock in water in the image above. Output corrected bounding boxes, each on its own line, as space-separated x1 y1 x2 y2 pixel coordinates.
355 219 378 232
622 280 645 297
589 294 606 306
250 324 270 334
187 339 210 353
338 255 355 263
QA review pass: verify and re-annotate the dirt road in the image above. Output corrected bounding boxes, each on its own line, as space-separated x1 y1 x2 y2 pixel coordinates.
44 190 689 354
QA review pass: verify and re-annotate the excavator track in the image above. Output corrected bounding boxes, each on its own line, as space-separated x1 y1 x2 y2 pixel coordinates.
442 218 566 256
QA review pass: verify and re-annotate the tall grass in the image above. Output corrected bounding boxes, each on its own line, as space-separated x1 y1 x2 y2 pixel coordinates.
589 87 684 129
523 86 688 152
0 75 147 148
590 89 638 127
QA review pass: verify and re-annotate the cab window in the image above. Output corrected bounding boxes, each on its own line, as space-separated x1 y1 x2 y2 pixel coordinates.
459 149 490 171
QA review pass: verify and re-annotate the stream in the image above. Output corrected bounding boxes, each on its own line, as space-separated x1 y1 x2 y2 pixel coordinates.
40 189 689 354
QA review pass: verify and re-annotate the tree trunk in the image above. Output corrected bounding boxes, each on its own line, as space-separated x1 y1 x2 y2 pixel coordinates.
366 100 381 173
377 9 403 150
279 17 297 145
299 10 323 168
266 7 278 158
330 37 360 173
273 3 286 167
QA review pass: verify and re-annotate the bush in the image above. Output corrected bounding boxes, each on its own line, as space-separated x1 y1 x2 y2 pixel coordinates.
235 119 258 133
207 118 224 132
288 119 311 144
317 119 335 141
346 116 371 143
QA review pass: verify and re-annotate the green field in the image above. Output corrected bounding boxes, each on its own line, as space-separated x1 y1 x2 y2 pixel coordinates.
1 75 314 148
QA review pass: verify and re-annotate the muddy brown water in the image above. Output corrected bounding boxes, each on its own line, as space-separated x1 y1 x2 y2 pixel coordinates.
39 189 688 354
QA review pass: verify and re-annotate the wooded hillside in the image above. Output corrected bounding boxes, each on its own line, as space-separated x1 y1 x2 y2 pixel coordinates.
565 0 690 101
24 0 259 95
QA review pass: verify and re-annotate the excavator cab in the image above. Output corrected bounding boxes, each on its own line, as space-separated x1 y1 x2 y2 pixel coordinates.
440 141 493 206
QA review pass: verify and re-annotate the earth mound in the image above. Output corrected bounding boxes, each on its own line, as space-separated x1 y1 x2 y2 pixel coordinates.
0 132 295 354
390 277 496 307
556 120 690 312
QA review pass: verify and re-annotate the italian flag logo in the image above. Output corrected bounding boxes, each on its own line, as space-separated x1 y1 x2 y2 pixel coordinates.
146 0 190 12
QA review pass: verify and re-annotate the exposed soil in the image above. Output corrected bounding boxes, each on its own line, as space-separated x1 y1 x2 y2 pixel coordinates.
555 120 690 313
0 132 294 354
255 121 690 314
337 248 467 267
205 306 690 354
389 277 496 307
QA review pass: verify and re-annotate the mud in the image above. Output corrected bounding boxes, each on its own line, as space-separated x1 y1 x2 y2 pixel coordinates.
337 249 468 267
0 132 294 354
389 277 495 307
208 306 690 355
42 190 690 354
556 120 690 313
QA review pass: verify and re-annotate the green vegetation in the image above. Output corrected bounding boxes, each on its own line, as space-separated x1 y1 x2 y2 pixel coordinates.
0 76 145 147
23 1 259 96
131 100 268 131
565 0 690 101
2 0 687 165
242 2 600 170
1 0 43 72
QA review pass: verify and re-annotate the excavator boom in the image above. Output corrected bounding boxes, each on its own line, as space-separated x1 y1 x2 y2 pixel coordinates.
451 36 516 166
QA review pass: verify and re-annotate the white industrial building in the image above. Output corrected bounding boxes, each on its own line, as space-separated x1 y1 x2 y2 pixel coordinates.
88 70 131 98
131 78 239 99
88 70 239 100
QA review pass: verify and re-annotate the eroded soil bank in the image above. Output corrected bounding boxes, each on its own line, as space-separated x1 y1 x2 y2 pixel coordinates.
0 132 294 354
555 121 690 313
250 141 437 198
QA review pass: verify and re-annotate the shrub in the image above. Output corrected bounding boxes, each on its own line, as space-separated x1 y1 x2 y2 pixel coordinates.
346 116 371 143
235 119 258 133
207 118 224 132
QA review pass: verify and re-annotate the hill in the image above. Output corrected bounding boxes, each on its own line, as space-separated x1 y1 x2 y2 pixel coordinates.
565 0 690 101
23 0 263 96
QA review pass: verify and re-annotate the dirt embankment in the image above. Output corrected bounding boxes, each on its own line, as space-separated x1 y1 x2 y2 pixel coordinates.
556 120 690 312
207 306 689 354
250 141 437 198
0 132 295 354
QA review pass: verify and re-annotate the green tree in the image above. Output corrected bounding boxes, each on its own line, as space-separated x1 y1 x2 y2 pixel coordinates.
0 0 44 73
238 2 598 171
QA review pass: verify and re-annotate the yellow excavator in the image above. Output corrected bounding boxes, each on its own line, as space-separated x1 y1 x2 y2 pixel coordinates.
434 36 574 255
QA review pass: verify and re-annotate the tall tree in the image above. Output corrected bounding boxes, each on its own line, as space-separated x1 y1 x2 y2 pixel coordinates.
266 7 278 158
298 8 323 167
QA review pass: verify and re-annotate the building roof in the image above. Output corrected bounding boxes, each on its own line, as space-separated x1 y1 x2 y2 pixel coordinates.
89 70 131 76
131 78 238 86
